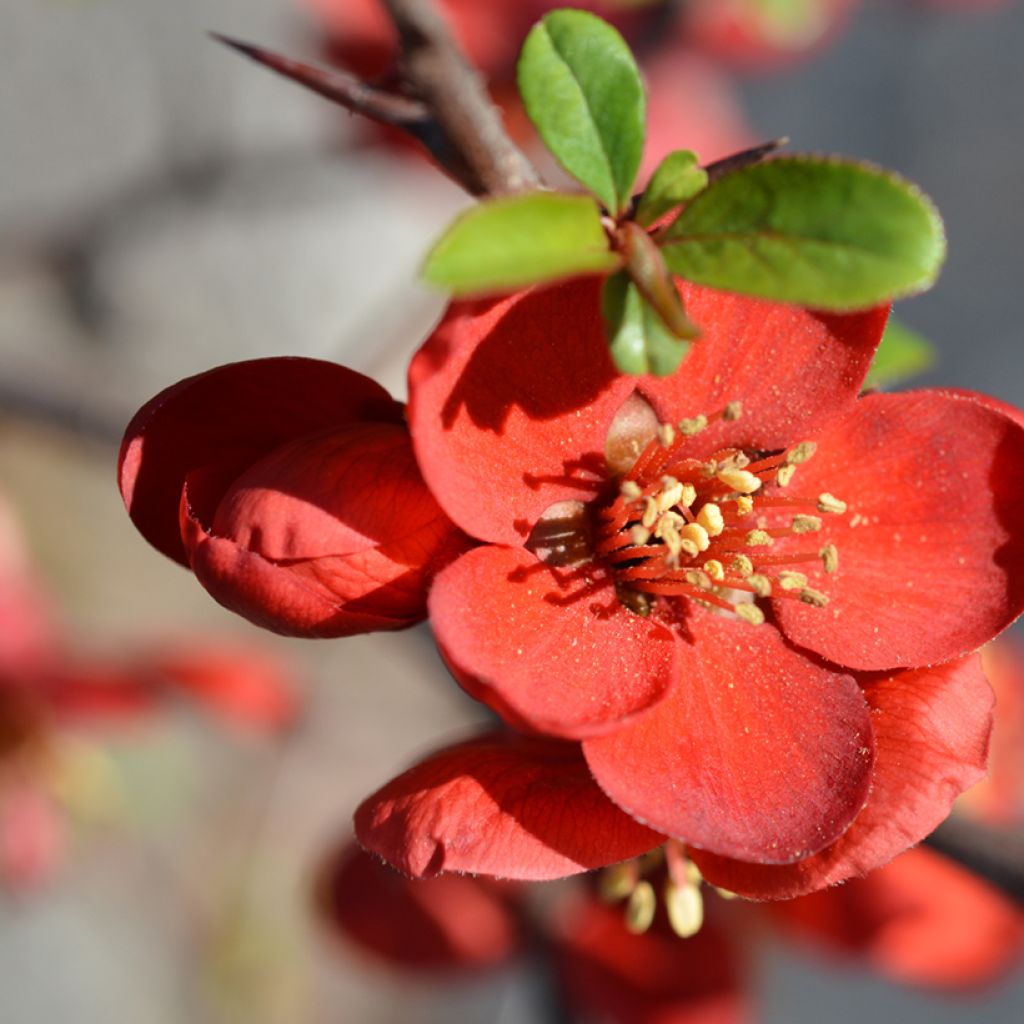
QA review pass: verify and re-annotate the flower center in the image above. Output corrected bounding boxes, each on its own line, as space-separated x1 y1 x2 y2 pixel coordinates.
594 402 843 624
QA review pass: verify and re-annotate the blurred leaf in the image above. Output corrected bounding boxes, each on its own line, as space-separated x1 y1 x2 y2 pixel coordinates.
518 9 645 214
865 317 936 389
423 192 619 295
603 271 690 376
619 221 699 339
660 157 946 310
635 150 708 227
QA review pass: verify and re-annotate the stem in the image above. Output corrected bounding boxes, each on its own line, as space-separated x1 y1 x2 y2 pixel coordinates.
381 0 541 195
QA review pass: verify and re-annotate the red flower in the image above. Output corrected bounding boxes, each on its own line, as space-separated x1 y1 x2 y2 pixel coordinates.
352 277 1024 895
767 846 1024 990
118 358 468 638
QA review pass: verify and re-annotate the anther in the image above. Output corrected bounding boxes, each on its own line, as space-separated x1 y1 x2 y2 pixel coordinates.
786 441 817 465
746 574 772 597
817 493 847 515
599 862 639 903
654 510 684 538
696 503 725 536
717 468 762 494
703 559 725 582
723 400 743 421
778 571 808 590
736 603 765 625
641 498 659 529
746 529 773 547
735 495 754 516
791 515 822 534
678 414 708 436
775 463 797 488
730 554 754 576
679 483 697 508
680 538 700 558
657 481 685 513
799 587 829 608
620 480 642 501
665 878 704 939
680 523 710 552
657 422 676 447
820 544 839 575
630 525 651 546
685 569 712 590
625 880 657 934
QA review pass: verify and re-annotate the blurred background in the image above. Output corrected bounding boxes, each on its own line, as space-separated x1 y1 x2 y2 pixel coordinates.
1 1 1022 1021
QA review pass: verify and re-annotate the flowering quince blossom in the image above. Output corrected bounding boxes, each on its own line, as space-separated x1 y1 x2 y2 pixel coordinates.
352 276 1024 896
119 279 1024 897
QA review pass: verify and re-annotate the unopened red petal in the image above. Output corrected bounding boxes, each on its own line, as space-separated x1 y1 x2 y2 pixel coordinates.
584 610 873 863
355 731 663 880
119 357 401 566
775 391 1024 670
429 545 678 738
691 654 993 899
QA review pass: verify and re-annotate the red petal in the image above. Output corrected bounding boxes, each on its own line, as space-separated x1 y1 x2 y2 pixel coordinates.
354 731 663 880
119 358 401 567
180 424 467 638
691 654 993 899
583 610 874 863
554 894 748 1024
639 290 888 456
768 846 1024 990
429 545 679 738
775 391 1024 670
407 280 636 546
316 840 521 973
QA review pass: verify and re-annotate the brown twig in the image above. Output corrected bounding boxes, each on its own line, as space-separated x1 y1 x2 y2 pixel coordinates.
211 0 540 197
704 137 789 182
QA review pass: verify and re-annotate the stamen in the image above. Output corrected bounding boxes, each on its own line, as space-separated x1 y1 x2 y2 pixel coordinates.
723 400 743 421
786 441 817 465
664 877 704 939
775 463 797 487
799 587 829 608
717 467 762 494
736 603 765 625
678 414 708 436
680 523 710 552
735 495 754 516
820 544 839 574
657 423 676 447
657 480 685 512
620 480 643 501
817 493 847 515
641 498 659 529
599 861 639 903
630 525 651 546
745 529 774 547
746 574 772 597
778 571 808 590
696 503 725 536
625 880 657 934
730 554 754 576
703 559 725 581
791 515 822 534
679 483 697 508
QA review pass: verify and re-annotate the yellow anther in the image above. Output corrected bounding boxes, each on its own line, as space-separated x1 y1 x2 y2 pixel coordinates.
747 574 772 597
820 544 839 575
678 414 708 436
713 887 739 901
661 522 683 555
775 463 797 488
800 587 830 608
679 538 700 558
654 510 685 537
746 529 773 547
641 498 659 529
703 559 725 582
696 502 725 537
778 571 808 591
657 481 685 513
625 880 657 934
717 468 762 494
723 400 743 422
817 492 847 515
786 441 817 465
679 483 697 508
599 863 638 903
792 515 822 534
735 495 754 516
728 452 751 469
657 422 676 447
620 480 643 501
630 525 651 546
736 603 765 625
730 554 754 576
665 879 704 939
684 569 712 590
680 522 711 552
701 460 718 479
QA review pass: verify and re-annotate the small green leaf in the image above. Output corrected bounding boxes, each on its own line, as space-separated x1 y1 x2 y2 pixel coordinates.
660 157 946 311
603 271 690 377
518 9 645 214
865 317 936 389
423 191 619 296
635 150 708 227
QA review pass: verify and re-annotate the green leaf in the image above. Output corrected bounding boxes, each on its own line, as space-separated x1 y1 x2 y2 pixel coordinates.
422 191 619 296
602 271 690 377
865 317 936 389
660 157 946 311
518 9 645 215
635 150 708 227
